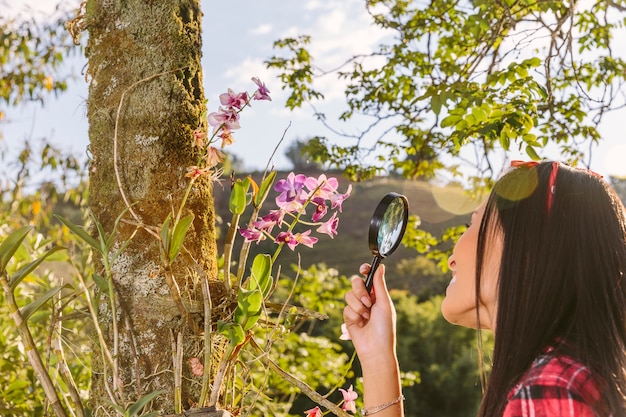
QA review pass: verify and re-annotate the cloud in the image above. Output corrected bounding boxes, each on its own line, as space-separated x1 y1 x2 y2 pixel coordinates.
273 2 392 102
250 24 273 36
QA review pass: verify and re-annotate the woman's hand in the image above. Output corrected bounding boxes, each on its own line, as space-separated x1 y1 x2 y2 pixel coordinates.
343 263 397 365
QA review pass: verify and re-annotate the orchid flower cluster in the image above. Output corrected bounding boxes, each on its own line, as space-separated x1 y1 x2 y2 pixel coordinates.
239 172 352 252
186 77 271 180
181 80 361 416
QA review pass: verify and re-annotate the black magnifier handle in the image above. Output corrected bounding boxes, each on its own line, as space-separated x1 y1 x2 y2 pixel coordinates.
365 254 383 293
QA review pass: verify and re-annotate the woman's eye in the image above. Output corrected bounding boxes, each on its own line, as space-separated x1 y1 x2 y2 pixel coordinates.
464 223 471 228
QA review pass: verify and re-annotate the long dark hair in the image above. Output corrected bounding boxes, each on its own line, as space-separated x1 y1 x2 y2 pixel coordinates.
477 161 626 417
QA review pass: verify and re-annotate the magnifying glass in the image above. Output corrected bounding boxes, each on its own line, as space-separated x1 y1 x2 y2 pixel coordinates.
365 192 409 292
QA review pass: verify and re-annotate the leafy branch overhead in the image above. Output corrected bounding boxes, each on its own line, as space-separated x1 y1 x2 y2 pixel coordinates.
267 0 626 182
0 10 77 121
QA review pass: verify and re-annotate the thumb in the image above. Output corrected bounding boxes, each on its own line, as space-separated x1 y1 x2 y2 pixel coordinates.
371 264 392 307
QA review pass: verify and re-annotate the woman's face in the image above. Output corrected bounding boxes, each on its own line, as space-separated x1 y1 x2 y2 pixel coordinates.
441 200 503 331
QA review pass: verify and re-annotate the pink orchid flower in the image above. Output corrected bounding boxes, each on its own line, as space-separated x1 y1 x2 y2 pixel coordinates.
311 197 328 222
192 128 207 148
304 406 322 417
330 184 352 212
206 147 225 168
185 166 211 180
276 231 298 250
251 77 271 101
295 229 318 248
253 209 285 233
305 174 339 200
340 323 351 340
239 228 265 244
218 128 234 148
219 88 248 109
339 385 358 413
207 107 241 131
316 212 339 238
275 172 307 211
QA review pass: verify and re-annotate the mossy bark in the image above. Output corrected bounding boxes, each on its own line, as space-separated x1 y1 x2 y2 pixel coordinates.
85 0 221 414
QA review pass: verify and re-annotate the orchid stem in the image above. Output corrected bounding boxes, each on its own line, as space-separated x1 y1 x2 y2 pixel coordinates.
199 278 212 407
174 178 195 228
223 213 241 292
209 345 235 407
236 206 261 283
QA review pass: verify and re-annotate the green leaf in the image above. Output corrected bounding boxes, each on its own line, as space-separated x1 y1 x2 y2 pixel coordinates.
525 57 542 67
241 312 261 331
239 287 263 315
169 214 194 263
254 170 277 208
0 226 33 272
440 114 461 128
229 179 249 215
21 283 73 320
498 134 510 150
526 145 540 160
248 253 273 298
472 107 487 123
235 287 263 331
160 214 172 254
431 94 442 115
55 215 101 254
92 273 110 294
218 321 246 346
6 379 30 394
104 401 126 415
127 390 165 417
9 246 66 291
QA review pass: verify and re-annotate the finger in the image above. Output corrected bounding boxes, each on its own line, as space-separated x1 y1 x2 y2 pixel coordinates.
359 263 371 276
351 275 372 308
345 290 371 321
343 305 366 328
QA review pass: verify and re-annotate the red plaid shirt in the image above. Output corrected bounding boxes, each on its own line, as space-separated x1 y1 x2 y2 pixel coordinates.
503 348 603 417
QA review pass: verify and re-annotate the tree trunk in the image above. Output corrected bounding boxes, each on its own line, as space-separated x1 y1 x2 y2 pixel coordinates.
85 0 221 414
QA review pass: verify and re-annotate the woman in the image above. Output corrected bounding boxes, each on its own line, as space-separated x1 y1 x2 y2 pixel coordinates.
343 161 626 416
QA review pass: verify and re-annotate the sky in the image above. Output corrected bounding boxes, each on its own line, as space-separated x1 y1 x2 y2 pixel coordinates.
4 0 626 179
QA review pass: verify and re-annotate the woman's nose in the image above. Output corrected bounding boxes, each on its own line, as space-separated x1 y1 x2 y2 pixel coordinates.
448 257 456 271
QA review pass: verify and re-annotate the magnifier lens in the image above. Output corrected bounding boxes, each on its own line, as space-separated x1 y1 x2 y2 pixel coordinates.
378 198 407 256
365 193 409 292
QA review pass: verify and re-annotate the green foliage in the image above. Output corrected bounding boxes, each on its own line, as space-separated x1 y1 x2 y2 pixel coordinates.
160 213 194 264
268 0 626 182
267 35 324 110
242 264 355 415
0 6 78 124
108 390 165 417
230 177 251 215
259 264 491 417
393 293 492 417
254 171 277 208
0 223 91 416
0 142 91 416
248 253 273 297
392 255 448 299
